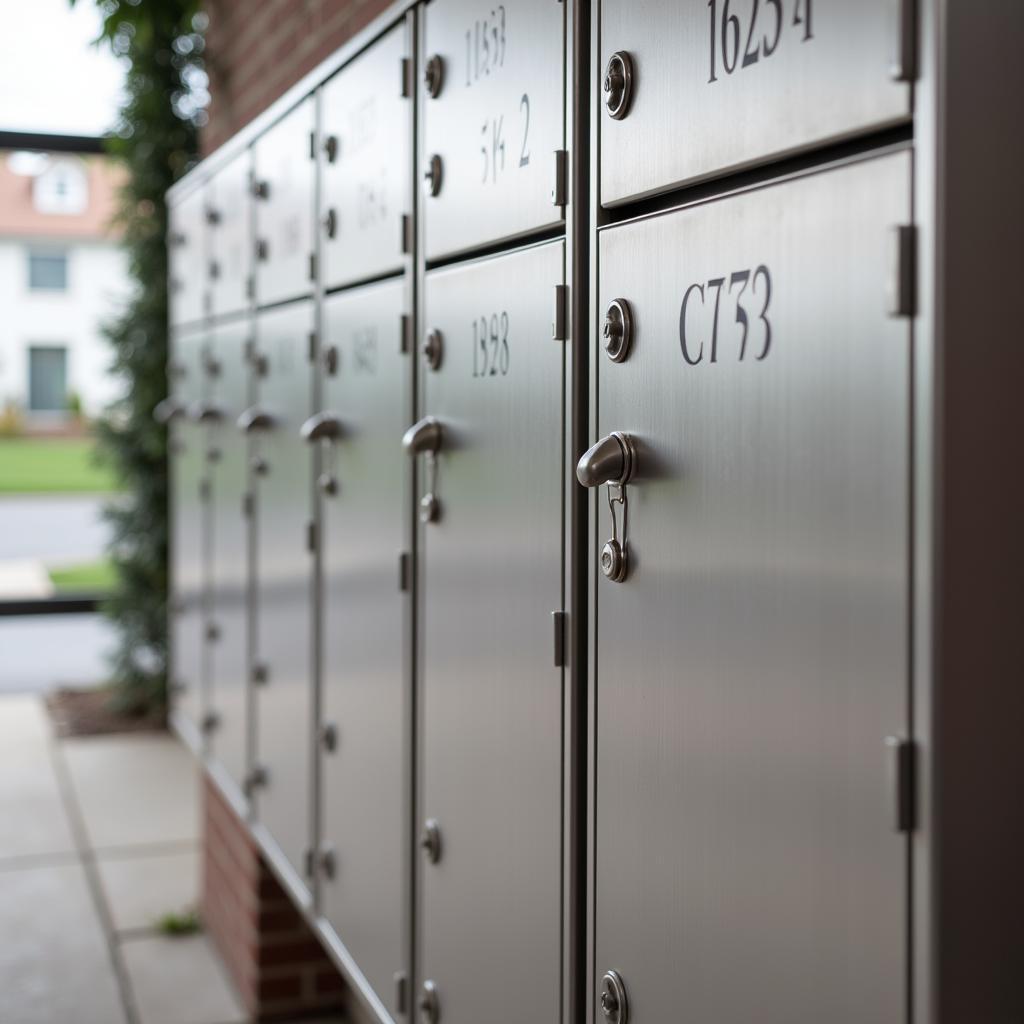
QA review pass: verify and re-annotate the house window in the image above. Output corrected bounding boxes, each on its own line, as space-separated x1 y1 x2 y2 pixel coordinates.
32 158 88 215
28 346 68 412
28 251 68 291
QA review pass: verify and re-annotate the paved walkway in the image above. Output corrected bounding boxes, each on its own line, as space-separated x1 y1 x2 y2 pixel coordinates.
0 695 339 1024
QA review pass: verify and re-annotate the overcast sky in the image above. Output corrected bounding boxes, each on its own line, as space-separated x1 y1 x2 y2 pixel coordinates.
0 0 126 137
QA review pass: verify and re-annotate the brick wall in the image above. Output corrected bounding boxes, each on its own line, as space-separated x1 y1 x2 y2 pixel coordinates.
202 777 351 1021
201 0 396 155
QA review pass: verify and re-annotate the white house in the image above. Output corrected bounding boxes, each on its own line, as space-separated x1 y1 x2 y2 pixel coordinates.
0 142 129 426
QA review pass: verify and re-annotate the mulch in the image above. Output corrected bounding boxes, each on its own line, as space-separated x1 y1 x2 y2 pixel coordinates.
45 687 166 739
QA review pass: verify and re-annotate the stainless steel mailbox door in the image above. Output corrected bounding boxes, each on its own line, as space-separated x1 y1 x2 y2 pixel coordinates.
600 0 910 205
319 279 409 1013
209 151 252 319
592 152 911 1021
169 189 208 326
422 0 565 260
208 319 251 795
252 300 314 882
254 99 315 307
170 329 208 736
320 23 410 289
418 241 564 1022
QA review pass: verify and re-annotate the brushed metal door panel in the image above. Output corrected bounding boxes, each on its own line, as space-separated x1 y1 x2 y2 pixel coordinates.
419 241 564 1022
319 279 409 1009
422 0 565 260
209 151 252 319
209 319 252 794
593 152 911 1021
321 23 410 289
600 0 910 205
254 99 315 307
170 329 208 735
169 189 208 326
252 301 315 878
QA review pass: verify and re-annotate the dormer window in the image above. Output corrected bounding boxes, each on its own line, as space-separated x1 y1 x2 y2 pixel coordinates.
33 158 88 215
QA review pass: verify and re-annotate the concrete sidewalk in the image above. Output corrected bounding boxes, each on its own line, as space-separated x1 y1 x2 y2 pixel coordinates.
0 695 340 1024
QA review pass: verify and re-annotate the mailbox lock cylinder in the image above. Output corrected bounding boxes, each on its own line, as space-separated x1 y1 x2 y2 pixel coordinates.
423 54 444 98
422 328 443 371
600 970 629 1024
577 432 637 583
603 51 634 120
603 299 634 362
424 154 443 197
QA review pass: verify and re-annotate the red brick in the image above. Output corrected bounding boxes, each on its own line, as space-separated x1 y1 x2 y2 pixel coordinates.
200 775 348 1018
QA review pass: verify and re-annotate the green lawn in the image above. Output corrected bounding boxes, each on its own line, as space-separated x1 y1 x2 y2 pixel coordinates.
48 558 118 595
0 438 120 494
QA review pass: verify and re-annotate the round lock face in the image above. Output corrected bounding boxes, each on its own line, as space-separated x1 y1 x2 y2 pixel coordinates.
423 329 443 371
603 299 633 362
601 539 628 582
600 970 629 1024
603 51 634 120
318 473 337 496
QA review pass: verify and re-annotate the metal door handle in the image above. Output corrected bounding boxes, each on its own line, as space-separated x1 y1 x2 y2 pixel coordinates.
236 406 276 433
402 416 443 456
189 401 224 424
299 411 344 443
576 432 636 487
153 398 184 424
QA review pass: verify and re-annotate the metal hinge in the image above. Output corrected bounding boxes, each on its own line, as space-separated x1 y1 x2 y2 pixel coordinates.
306 520 318 553
394 972 408 1014
400 56 412 98
245 274 255 300
242 491 253 519
308 331 318 363
255 238 268 262
303 846 315 878
891 0 917 81
551 149 569 207
399 551 410 592
401 213 412 255
552 284 568 340
309 130 317 159
886 736 916 832
400 313 411 354
199 478 211 501
552 610 567 667
887 225 916 317
308 252 317 281
251 662 269 686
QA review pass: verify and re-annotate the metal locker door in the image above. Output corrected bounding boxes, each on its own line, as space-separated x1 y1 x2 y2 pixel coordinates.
207 319 252 797
169 188 208 326
253 98 316 308
599 0 911 205
209 151 252 319
589 151 912 1022
249 300 315 888
316 279 410 1019
421 0 565 260
320 22 411 290
168 328 209 745
415 240 565 1023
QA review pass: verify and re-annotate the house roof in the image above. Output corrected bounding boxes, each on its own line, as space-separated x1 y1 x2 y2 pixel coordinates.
0 143 124 241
